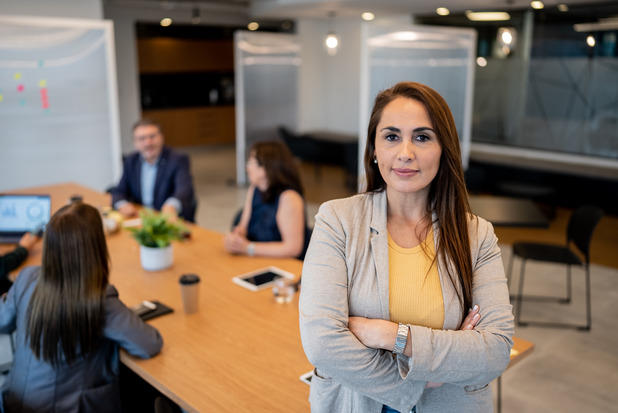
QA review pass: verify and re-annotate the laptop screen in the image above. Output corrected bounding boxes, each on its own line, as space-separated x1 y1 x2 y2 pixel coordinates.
0 194 52 241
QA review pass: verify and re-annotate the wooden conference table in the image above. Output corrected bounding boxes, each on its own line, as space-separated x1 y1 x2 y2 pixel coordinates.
2 182 312 412
1 182 534 412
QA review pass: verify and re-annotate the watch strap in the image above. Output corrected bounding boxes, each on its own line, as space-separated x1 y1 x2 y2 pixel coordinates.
392 323 408 354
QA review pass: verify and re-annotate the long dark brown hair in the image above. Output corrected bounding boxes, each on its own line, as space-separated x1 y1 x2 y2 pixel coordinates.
252 140 304 203
364 81 473 319
26 202 110 366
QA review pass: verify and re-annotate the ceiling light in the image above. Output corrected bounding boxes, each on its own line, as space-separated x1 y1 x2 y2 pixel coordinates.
436 7 450 16
498 27 516 46
324 11 340 56
361 12 375 21
476 57 488 67
587 35 596 47
557 4 569 12
465 11 511 21
160 18 172 27
325 34 339 49
247 22 259 31
574 18 618 32
531 1 544 10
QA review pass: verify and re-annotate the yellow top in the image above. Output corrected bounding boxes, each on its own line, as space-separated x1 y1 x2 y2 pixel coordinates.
388 230 444 329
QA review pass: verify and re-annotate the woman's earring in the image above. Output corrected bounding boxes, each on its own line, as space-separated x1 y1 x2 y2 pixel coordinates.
373 158 378 164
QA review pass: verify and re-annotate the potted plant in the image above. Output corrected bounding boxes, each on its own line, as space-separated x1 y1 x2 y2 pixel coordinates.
128 209 187 271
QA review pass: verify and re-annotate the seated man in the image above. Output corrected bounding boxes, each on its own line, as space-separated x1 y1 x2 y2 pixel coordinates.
111 119 196 222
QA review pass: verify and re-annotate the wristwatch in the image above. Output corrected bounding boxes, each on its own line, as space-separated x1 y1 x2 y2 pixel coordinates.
392 323 408 354
247 242 256 257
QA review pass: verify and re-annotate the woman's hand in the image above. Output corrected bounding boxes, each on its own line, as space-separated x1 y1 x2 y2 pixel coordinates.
224 231 248 254
461 305 481 330
18 232 39 251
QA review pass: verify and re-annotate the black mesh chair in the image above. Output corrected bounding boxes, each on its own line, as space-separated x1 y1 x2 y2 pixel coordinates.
507 205 604 330
277 126 321 181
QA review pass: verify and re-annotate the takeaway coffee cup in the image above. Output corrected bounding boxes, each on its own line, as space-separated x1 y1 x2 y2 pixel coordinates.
179 274 200 314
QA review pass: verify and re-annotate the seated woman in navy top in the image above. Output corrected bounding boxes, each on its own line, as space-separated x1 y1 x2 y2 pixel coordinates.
224 140 311 260
0 202 163 413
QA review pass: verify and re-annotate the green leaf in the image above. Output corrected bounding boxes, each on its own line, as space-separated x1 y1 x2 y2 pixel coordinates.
128 209 187 248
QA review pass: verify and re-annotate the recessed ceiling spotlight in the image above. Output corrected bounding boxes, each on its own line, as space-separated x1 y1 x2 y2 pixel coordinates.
557 4 569 12
362 12 375 21
160 17 172 27
437 7 450 16
531 1 544 10
476 57 488 67
247 22 259 31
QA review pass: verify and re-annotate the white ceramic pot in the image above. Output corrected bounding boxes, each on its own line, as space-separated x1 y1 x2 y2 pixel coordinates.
140 244 173 271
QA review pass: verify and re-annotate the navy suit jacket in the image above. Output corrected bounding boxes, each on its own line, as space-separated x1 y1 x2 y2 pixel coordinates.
111 146 196 222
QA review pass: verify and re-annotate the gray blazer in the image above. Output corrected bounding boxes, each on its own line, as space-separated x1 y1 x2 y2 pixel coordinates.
299 191 514 413
0 266 163 413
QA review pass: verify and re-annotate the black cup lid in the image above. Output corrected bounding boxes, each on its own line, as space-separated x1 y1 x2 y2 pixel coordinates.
179 274 200 285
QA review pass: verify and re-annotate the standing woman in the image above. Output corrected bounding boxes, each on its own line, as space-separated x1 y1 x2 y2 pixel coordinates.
224 140 311 260
299 82 513 413
0 202 163 412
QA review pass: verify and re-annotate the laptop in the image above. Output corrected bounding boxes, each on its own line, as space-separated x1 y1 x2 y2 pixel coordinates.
0 194 52 244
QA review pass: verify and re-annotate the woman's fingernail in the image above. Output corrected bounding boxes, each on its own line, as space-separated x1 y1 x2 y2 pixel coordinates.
473 313 480 320
473 305 479 312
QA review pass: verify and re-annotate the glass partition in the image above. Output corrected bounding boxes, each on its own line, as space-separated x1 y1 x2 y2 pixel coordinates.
234 31 301 185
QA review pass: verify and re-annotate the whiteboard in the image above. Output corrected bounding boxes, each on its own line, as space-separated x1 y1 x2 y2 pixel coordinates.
0 15 121 193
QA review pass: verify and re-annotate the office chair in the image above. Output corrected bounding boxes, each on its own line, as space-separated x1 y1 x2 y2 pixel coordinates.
507 205 604 330
154 396 182 413
277 126 321 181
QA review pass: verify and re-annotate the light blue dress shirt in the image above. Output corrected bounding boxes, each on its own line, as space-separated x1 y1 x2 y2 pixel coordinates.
113 156 182 214
140 158 158 208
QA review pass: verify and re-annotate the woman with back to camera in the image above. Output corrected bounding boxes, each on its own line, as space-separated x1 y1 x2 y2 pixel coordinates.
0 202 163 413
299 82 514 413
224 140 311 260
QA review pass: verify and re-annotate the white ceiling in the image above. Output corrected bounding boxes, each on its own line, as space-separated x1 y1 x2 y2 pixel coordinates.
104 0 618 20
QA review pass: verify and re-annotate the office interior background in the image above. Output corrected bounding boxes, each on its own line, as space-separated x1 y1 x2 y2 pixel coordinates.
2 0 616 213
1 0 618 412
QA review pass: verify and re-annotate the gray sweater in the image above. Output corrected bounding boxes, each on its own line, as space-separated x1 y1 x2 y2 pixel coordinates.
299 191 514 413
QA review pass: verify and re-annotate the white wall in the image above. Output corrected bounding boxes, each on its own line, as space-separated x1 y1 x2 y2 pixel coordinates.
0 0 102 19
